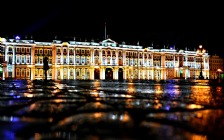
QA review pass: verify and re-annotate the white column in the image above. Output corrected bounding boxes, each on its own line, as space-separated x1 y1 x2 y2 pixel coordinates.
60 68 63 79
74 68 77 79
100 68 105 80
124 68 127 80
91 48 94 64
99 49 102 65
151 69 154 80
116 50 118 65
113 68 117 80
123 50 126 65
161 54 165 80
68 68 70 79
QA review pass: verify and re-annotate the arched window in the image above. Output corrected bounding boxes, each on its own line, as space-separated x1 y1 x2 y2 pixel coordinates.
119 51 122 57
8 47 13 52
94 50 99 56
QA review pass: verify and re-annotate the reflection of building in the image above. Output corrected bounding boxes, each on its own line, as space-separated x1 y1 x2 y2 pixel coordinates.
209 54 223 79
0 37 210 80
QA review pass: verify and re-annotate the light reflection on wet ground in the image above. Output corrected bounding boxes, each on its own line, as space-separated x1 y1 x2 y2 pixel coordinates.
0 79 223 140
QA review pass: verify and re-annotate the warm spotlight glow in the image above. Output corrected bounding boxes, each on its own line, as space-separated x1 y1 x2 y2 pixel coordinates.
94 112 102 118
187 104 204 109
217 69 222 72
24 93 34 98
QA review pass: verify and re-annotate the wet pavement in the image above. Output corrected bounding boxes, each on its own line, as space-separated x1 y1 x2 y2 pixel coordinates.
0 79 224 140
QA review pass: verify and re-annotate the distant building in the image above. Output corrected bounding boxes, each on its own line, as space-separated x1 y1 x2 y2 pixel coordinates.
209 54 223 79
0 37 210 80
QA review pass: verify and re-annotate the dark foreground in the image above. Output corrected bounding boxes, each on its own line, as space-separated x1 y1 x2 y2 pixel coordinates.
0 79 224 140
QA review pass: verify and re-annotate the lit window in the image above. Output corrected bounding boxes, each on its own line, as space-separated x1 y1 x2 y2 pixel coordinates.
34 57 37 64
16 48 20 53
16 55 20 63
26 55 30 63
16 68 20 77
35 69 38 76
39 57 43 64
26 48 30 53
21 48 25 53
26 69 30 77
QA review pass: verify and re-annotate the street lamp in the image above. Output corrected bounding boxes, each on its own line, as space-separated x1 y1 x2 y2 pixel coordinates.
197 45 206 79
217 68 222 79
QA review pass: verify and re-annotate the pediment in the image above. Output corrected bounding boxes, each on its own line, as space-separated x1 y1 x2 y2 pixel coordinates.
101 38 117 47
102 38 117 44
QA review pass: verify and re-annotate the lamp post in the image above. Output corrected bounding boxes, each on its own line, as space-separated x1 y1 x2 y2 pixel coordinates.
197 45 206 79
217 68 222 80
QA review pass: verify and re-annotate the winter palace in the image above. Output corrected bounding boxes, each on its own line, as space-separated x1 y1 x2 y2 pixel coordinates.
0 37 210 80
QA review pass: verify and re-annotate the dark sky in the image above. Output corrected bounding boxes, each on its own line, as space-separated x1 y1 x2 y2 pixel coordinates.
1 1 224 57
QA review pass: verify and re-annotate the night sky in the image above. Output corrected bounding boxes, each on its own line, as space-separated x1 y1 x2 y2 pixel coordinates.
1 1 223 57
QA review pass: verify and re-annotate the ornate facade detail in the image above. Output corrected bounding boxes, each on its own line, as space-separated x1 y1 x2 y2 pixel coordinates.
0 37 210 80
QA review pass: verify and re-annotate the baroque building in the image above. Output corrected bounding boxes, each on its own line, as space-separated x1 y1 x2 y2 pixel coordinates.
209 54 223 79
0 37 210 80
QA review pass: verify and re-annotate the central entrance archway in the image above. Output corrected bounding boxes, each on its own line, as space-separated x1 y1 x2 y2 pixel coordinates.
118 68 123 81
105 68 113 80
94 68 100 80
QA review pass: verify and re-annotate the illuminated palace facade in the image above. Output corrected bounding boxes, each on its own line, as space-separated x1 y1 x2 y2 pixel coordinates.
0 37 210 80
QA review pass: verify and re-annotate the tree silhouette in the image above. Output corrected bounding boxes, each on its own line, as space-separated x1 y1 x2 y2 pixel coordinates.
43 56 49 81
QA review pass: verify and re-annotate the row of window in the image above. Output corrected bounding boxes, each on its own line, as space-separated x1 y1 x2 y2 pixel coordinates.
4 47 210 62
35 49 52 55
16 55 30 64
35 57 52 64
209 60 223 63
5 47 31 54
16 68 30 77
16 47 30 53
13 55 210 68
210 67 223 71
57 48 91 55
